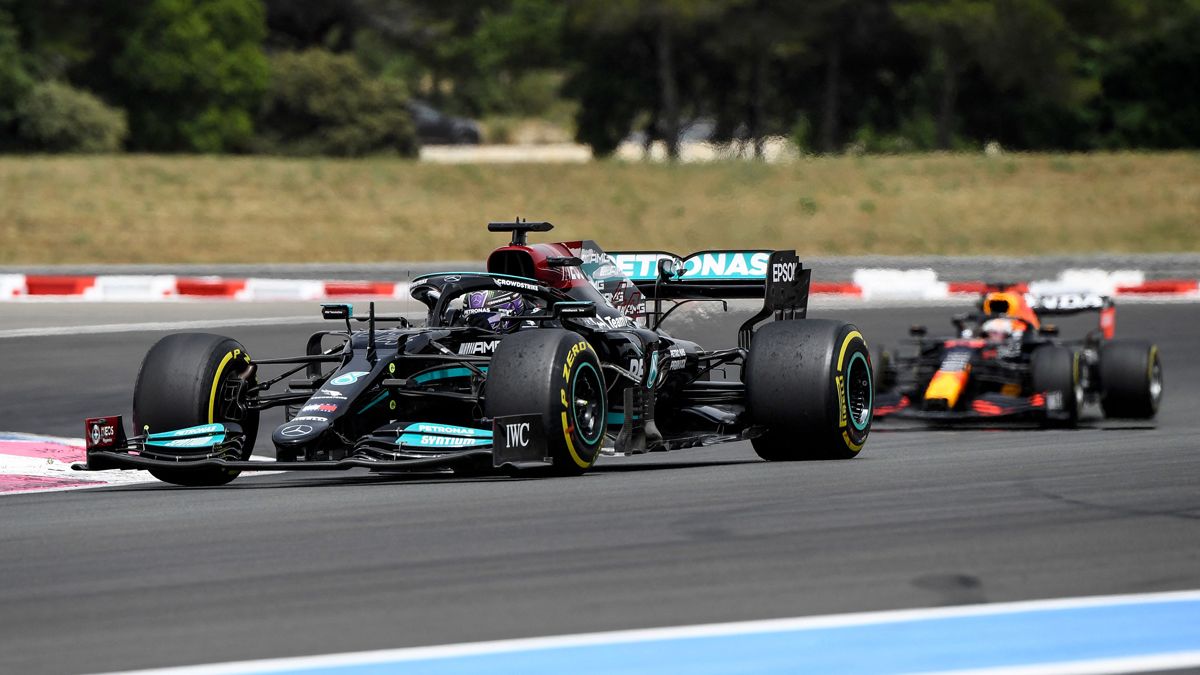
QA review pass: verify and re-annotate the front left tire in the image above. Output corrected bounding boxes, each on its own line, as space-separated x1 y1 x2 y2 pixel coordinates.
133 333 259 486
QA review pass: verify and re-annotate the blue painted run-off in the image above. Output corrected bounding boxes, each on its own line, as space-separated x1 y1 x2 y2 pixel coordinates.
275 597 1200 674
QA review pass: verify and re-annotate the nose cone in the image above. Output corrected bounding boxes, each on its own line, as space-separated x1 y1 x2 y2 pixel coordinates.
272 418 332 448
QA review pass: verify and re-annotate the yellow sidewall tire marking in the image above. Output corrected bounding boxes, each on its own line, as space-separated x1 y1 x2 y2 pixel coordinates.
836 330 866 454
562 411 592 469
208 351 237 424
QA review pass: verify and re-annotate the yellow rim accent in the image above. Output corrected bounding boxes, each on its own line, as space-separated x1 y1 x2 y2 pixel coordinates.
561 411 590 469
1148 345 1158 381
842 430 864 452
837 330 865 370
837 330 866 453
207 351 237 424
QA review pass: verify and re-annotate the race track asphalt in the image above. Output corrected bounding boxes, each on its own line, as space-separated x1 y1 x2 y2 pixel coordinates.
1 300 1198 674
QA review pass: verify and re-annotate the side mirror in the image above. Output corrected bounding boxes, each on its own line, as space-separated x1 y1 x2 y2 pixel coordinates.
657 257 683 281
553 301 597 319
321 304 352 320
909 324 927 337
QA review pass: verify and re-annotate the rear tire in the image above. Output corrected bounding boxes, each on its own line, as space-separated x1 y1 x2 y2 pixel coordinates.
1099 341 1161 419
1030 346 1081 428
133 333 259 486
745 320 872 460
486 330 607 475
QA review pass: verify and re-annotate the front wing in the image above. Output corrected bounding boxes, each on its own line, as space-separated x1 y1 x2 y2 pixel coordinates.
874 391 1049 422
75 414 551 475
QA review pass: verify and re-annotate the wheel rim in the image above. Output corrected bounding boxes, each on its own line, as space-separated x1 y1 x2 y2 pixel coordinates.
571 361 604 445
215 366 251 423
846 351 873 431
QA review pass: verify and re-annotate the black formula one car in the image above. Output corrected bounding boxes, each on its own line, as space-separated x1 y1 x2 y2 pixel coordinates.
872 284 1162 427
78 220 874 486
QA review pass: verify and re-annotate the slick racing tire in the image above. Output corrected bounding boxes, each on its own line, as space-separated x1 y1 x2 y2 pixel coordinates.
1099 341 1162 419
745 320 872 461
1030 345 1081 428
133 333 259 486
486 329 607 476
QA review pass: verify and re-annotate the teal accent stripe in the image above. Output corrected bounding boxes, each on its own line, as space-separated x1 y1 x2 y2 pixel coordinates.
606 412 640 425
357 391 389 415
411 366 487 384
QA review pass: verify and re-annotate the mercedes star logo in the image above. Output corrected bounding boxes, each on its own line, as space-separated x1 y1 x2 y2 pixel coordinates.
280 424 312 437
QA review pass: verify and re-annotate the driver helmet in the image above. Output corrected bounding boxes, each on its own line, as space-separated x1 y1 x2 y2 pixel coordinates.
460 290 526 330
982 317 1021 342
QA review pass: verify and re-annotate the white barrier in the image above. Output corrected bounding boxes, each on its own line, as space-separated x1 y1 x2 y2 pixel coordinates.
82 275 177 301
852 268 948 300
0 274 27 298
234 278 327 301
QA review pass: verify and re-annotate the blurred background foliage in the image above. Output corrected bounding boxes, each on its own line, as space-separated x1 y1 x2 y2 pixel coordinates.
0 0 1196 157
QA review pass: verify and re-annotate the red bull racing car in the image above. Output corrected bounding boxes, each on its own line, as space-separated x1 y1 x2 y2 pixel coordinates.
873 284 1162 427
77 220 874 486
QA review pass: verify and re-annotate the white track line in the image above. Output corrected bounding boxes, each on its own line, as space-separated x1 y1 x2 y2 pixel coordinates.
109 589 1200 675
0 316 320 339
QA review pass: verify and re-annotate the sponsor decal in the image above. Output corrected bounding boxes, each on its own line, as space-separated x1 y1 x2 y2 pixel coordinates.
397 422 492 448
302 403 338 413
592 262 621 279
581 315 635 330
288 416 329 422
443 275 462 282
668 346 688 370
504 422 531 448
458 340 500 355
280 424 313 437
836 374 847 427
579 247 609 265
495 277 540 292
163 436 222 448
562 340 591 380
330 371 370 386
1032 293 1107 311
612 252 771 281
772 261 798 283
318 389 346 399
939 350 972 373
88 420 118 448
628 357 645 380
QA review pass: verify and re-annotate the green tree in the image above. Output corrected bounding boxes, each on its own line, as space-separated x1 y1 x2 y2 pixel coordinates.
256 48 417 156
14 80 128 152
115 0 268 151
0 5 33 126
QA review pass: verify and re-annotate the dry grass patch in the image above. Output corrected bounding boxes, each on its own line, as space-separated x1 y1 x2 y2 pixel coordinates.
0 152 1197 264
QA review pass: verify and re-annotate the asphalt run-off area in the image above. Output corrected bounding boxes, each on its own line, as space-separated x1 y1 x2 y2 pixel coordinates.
1 291 1198 674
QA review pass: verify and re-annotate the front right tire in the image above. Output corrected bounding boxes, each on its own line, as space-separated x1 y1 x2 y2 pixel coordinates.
485 329 607 475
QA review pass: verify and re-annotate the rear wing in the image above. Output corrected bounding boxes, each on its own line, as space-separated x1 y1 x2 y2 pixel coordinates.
608 249 810 348
1027 292 1116 339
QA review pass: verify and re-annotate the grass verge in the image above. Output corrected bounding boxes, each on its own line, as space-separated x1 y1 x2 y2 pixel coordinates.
1 152 1197 264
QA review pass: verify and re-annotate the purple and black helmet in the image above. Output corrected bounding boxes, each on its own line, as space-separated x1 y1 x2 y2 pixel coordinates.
460 290 526 329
